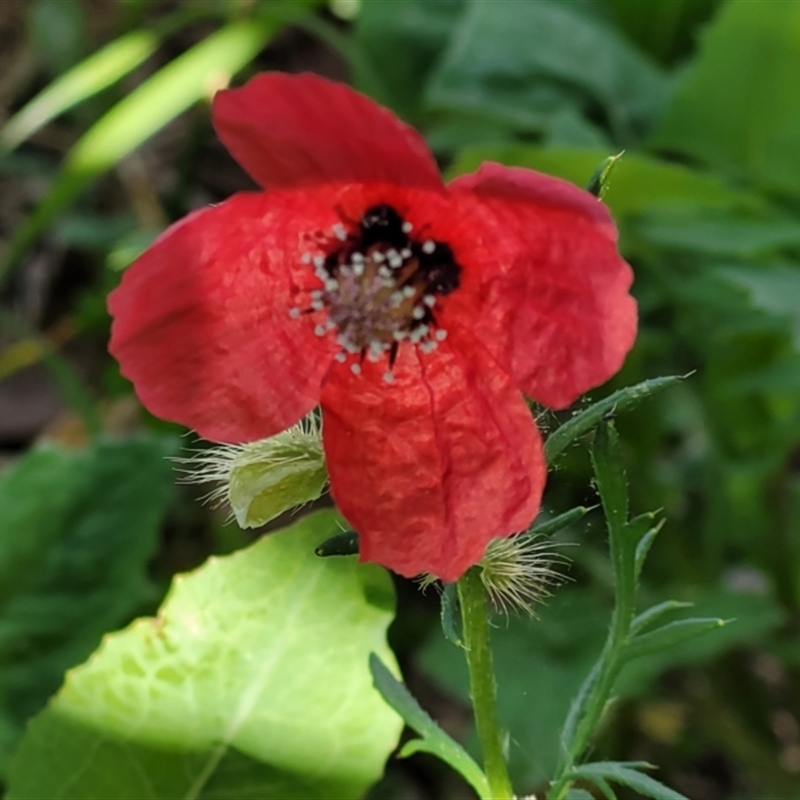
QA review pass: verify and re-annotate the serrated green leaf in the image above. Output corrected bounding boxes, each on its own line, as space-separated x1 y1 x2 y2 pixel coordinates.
7 511 400 799
570 761 688 800
625 618 728 662
370 655 489 799
0 30 159 154
631 601 694 636
545 376 685 463
0 19 280 283
0 437 174 775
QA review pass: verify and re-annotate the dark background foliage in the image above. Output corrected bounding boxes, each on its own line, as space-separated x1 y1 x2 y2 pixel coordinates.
3 0 800 798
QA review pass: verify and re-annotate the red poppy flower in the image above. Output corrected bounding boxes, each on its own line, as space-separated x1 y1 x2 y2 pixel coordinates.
108 73 636 582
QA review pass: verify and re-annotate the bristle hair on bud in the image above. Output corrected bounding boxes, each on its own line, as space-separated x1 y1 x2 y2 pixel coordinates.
173 415 327 528
479 533 571 616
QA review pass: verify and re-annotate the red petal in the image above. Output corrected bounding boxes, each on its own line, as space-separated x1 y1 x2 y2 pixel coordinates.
321 343 545 581
108 192 341 442
448 162 637 409
213 73 443 192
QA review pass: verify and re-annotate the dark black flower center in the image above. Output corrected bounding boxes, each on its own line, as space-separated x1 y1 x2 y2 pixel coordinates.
295 204 462 381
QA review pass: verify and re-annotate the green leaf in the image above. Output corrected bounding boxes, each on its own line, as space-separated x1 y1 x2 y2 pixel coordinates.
447 146 761 219
369 655 489 799
570 761 689 800
631 601 694 636
0 19 279 284
0 437 174 774
616 587 785 697
652 0 800 196
426 0 668 143
625 618 728 662
7 510 400 799
545 375 685 463
633 216 800 258
717 264 800 349
0 30 159 154
353 0 464 120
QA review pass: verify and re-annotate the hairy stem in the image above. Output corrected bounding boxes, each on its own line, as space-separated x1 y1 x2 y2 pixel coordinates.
458 567 514 800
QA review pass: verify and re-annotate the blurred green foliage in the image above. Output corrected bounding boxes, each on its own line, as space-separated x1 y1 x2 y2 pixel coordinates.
3 0 800 797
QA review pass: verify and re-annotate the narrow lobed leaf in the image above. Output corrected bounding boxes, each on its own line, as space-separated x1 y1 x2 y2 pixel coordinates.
369 654 490 799
569 761 689 800
545 375 685 463
631 601 695 636
624 618 729 662
529 505 595 538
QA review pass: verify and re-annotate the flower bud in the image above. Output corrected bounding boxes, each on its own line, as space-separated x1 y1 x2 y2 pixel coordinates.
178 416 326 528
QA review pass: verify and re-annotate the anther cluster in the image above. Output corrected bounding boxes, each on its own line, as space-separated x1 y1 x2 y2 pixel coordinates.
294 204 462 382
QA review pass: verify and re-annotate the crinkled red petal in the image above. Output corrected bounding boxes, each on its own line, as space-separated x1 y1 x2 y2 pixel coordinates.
448 162 637 409
108 191 342 443
321 342 545 581
213 73 444 192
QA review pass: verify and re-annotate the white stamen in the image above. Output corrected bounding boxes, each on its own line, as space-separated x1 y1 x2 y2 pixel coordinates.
332 223 347 241
373 251 385 263
335 352 347 363
383 371 395 383
310 299 324 311
422 240 435 254
412 306 425 320
350 363 362 375
435 328 448 342
390 291 405 306
401 248 412 259
388 255 403 269
300 252 312 264
401 221 413 233
324 279 339 292
421 340 438 354
367 348 382 362
402 285 416 298
423 295 436 307
288 307 301 319
314 324 327 336
351 252 365 264
310 289 323 300
313 255 325 268
352 262 365 277
378 266 391 278
393 330 406 341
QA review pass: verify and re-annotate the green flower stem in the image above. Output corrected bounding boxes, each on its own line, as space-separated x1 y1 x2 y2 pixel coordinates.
457 567 514 800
